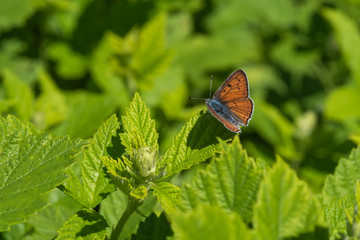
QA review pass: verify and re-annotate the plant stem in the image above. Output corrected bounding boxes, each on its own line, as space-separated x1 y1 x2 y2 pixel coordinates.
110 197 141 240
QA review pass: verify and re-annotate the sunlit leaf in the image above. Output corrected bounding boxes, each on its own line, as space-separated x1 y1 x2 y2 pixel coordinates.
254 159 319 239
62 114 119 208
178 136 263 223
151 182 181 213
56 209 108 240
171 204 251 240
323 146 360 204
322 196 354 240
120 92 159 156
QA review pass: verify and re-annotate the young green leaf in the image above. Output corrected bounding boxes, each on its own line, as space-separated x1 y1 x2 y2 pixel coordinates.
322 146 360 204
171 204 251 240
130 185 148 200
61 114 119 208
0 115 84 231
120 92 158 156
118 92 162 183
253 159 319 240
102 156 133 195
177 136 262 223
151 182 181 213
321 147 360 239
159 110 233 179
56 209 108 240
322 196 354 240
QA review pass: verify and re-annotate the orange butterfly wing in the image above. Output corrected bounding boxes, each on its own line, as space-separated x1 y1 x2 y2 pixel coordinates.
213 69 250 101
223 98 254 126
213 69 254 127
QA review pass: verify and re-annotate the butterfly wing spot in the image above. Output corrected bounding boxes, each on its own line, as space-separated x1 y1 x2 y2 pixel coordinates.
214 70 250 100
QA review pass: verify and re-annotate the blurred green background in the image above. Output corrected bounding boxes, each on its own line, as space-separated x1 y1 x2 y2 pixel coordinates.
1 0 359 193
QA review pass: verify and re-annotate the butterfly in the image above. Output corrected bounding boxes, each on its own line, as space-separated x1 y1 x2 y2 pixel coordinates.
188 69 254 133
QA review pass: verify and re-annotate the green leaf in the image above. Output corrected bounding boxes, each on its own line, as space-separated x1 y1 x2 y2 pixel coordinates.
55 209 108 240
90 32 130 110
34 68 68 130
0 0 40 33
120 92 158 153
62 114 119 208
0 115 84 231
171 204 251 240
131 13 173 88
47 42 88 80
322 8 360 85
3 69 34 120
159 110 233 179
322 196 354 240
322 146 360 204
270 36 319 74
132 213 172 240
178 136 263 223
324 85 360 124
151 182 181 213
253 159 319 240
117 92 162 182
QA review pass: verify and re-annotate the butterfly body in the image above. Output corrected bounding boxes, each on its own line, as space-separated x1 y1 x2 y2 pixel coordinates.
189 69 254 133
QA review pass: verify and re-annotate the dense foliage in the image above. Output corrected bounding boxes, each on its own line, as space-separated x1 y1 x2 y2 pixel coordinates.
1 0 360 239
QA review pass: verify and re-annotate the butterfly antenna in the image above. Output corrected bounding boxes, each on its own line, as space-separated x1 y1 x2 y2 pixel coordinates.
209 75 213 99
187 97 205 101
